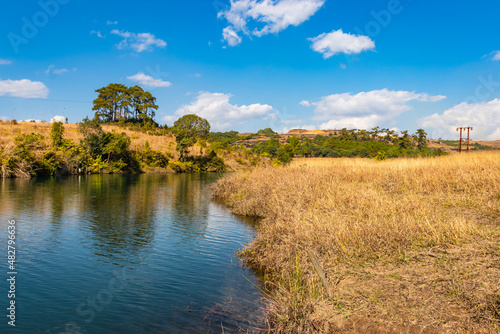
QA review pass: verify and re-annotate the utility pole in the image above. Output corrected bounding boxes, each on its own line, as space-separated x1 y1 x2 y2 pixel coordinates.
456 127 473 153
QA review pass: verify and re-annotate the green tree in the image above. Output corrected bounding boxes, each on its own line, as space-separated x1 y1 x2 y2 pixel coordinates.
92 83 131 122
129 85 159 124
399 130 413 150
276 144 292 164
287 136 300 155
50 121 64 147
257 128 278 139
78 117 106 158
172 114 210 160
92 83 158 124
416 128 428 150
103 132 131 163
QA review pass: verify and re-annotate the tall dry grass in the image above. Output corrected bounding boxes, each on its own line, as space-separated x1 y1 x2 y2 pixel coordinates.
0 121 183 157
212 153 500 332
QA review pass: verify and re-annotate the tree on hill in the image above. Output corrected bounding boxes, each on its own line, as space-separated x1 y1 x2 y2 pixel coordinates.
92 83 158 124
257 128 278 139
50 121 64 147
172 114 210 161
399 130 413 150
415 129 428 150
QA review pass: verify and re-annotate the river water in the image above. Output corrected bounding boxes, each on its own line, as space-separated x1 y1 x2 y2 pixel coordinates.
0 174 263 333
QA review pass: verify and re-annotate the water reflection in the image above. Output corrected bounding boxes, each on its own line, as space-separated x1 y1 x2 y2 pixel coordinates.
0 173 264 333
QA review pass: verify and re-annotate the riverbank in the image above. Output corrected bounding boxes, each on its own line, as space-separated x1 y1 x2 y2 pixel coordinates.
0 121 264 177
212 152 500 333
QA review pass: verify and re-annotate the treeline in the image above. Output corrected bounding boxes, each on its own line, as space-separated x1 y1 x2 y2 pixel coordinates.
206 127 447 165
0 117 226 178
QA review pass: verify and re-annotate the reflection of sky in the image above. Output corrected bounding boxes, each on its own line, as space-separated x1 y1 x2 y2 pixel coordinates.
0 174 263 333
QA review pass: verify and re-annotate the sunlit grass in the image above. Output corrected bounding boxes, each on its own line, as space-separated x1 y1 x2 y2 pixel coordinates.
213 152 500 332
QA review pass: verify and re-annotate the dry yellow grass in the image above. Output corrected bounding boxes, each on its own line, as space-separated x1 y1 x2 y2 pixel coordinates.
0 121 202 160
212 153 500 333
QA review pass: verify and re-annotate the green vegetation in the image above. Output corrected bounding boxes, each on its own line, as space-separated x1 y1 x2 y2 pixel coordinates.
4 82 494 178
247 128 446 165
172 114 210 161
439 139 499 151
93 83 158 126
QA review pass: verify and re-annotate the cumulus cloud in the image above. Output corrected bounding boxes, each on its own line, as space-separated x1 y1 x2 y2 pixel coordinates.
219 0 325 46
111 30 166 52
0 79 49 98
309 29 375 58
167 92 273 130
418 99 500 140
301 89 445 130
0 59 12 65
127 72 172 88
51 115 66 123
493 51 500 61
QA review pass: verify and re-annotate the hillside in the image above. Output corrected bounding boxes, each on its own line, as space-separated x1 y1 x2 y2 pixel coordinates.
0 120 262 177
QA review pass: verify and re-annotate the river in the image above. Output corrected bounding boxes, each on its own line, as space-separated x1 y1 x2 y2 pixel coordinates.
0 173 263 333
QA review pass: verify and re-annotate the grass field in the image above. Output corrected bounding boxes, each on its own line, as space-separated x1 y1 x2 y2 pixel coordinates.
212 152 500 333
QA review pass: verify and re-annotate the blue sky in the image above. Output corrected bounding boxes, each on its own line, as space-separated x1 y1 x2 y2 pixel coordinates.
1 0 500 139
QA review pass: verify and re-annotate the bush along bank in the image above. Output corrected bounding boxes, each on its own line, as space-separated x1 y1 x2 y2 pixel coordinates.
0 119 227 178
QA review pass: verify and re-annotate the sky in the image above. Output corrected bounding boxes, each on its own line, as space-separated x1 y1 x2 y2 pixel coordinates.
1 0 500 140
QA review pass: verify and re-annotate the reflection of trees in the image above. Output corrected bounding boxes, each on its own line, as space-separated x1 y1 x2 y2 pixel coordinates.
169 173 212 238
79 174 159 264
0 173 249 266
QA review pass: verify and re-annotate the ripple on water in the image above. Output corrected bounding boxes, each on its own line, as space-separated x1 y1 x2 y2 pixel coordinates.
0 174 264 333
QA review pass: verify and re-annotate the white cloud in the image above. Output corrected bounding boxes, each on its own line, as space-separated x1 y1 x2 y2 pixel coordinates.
299 100 310 107
301 89 445 130
23 119 42 123
167 92 273 130
0 59 12 65
53 68 68 74
51 115 66 123
46 65 69 75
493 51 500 61
0 79 49 99
91 30 104 38
111 30 166 53
222 26 242 46
319 115 383 130
418 99 500 140
127 72 172 87
309 29 375 58
219 0 325 46
107 20 118 25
